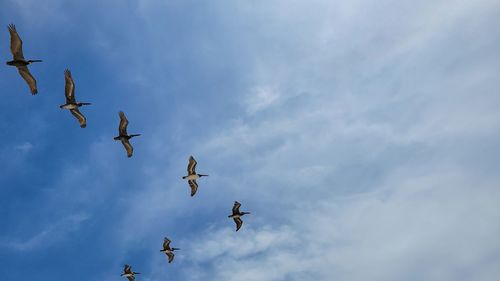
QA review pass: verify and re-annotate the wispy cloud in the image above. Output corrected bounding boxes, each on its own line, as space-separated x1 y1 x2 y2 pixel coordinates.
14 142 33 153
2 213 90 251
245 86 281 114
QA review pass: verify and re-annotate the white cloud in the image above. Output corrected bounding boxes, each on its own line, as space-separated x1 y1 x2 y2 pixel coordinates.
177 167 500 281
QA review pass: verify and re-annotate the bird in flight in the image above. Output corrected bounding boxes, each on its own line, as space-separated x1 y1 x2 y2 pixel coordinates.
6 24 42 95
160 237 180 264
182 156 208 196
59 69 91 128
228 201 250 231
120 264 140 281
114 111 141 157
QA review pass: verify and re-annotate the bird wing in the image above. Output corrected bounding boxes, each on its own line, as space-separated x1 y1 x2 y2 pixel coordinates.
121 139 133 158
70 109 86 128
17 66 37 95
64 69 76 103
234 217 243 231
126 276 135 281
187 156 197 175
188 180 198 196
163 238 171 250
166 252 175 263
124 265 131 274
232 201 241 214
118 111 128 135
8 24 24 60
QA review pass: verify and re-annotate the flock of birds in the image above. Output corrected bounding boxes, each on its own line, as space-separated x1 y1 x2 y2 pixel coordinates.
6 23 251 280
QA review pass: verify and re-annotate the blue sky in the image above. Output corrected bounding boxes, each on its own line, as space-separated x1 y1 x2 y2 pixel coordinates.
1 0 500 280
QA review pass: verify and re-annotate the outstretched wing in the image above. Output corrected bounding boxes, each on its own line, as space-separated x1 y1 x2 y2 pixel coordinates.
232 201 241 214
187 156 197 175
121 139 133 158
119 111 128 135
188 180 198 197
64 69 75 103
124 264 131 274
234 217 243 231
166 252 175 263
8 24 24 60
17 66 37 95
70 109 86 128
163 238 171 250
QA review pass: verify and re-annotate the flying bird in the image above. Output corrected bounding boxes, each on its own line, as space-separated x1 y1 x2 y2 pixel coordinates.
228 201 250 231
120 264 140 281
160 237 180 264
59 69 91 128
6 24 42 95
182 156 208 196
114 111 141 157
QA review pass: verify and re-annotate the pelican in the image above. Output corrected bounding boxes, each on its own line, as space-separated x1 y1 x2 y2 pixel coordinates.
228 201 250 231
182 156 208 196
114 111 141 157
6 24 41 95
160 237 180 264
121 264 140 281
60 69 91 128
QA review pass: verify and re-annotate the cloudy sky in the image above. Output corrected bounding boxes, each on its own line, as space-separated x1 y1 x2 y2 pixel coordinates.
1 0 500 280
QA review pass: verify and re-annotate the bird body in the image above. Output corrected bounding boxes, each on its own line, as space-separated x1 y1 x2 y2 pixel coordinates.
60 103 79 110
60 101 92 109
6 59 41 67
182 156 208 196
228 213 246 219
114 134 141 141
6 24 41 95
182 174 205 181
60 102 91 110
